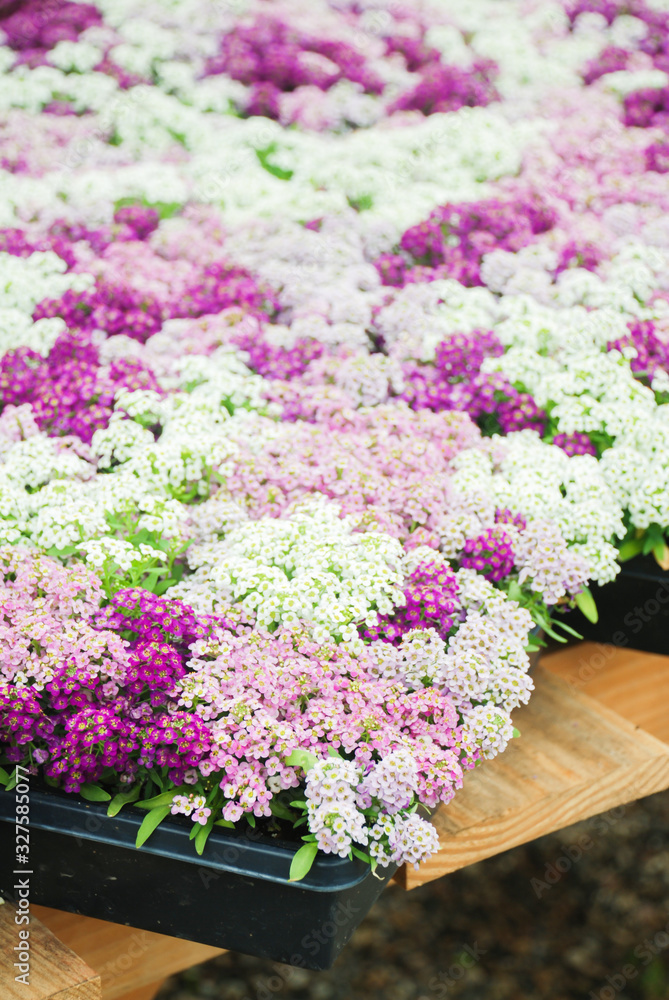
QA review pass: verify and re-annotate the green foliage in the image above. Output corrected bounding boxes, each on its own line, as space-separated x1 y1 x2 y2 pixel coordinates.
79 783 111 802
289 841 318 882
107 786 141 817
285 748 319 772
347 193 374 212
194 816 215 855
114 196 183 219
135 804 172 848
134 790 177 810
574 587 598 624
255 144 294 180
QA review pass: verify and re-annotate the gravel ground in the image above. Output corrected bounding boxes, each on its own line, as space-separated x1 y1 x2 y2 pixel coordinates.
158 790 669 1000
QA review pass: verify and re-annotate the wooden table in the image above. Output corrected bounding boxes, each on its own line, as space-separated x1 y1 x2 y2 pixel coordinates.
2 643 668 999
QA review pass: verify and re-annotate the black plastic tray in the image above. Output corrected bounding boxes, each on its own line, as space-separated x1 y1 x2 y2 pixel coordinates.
0 787 396 969
568 555 669 654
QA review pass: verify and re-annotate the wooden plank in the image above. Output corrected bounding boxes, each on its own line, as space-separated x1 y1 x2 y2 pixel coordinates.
541 642 669 743
107 982 167 1000
0 901 100 1000
32 908 223 1000
400 657 669 889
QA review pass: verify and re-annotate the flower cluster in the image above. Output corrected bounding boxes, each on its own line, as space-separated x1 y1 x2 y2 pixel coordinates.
365 559 462 644
205 14 385 102
172 497 407 646
3 0 668 880
201 9 499 127
0 0 101 66
0 330 161 443
376 197 555 290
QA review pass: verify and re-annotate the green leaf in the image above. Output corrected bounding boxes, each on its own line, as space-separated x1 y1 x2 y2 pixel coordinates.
152 201 182 220
6 769 18 791
347 193 374 212
214 818 235 828
554 619 583 639
512 727 521 739
247 814 256 828
107 786 141 817
46 544 77 559
531 609 550 631
148 768 164 791
642 524 663 556
540 622 568 643
134 791 176 810
114 197 182 220
255 145 293 181
575 588 598 624
648 523 664 543
532 609 564 642
80 783 112 803
351 846 371 863
652 541 669 569
270 798 296 821
285 748 319 772
194 818 215 856
289 842 318 882
129 528 151 545
135 805 171 848
0 766 9 786
619 537 644 562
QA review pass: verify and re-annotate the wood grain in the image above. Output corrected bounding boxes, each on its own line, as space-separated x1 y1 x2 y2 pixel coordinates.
401 656 669 889
32 908 223 1000
541 642 669 743
0 901 100 1000
105 982 167 1000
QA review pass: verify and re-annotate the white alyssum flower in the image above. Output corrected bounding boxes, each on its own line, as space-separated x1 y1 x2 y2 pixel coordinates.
374 280 500 363
79 537 167 573
169 496 405 644
0 251 93 318
451 433 626 585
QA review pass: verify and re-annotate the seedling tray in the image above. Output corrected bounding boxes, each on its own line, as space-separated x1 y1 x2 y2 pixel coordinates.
0 788 395 970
